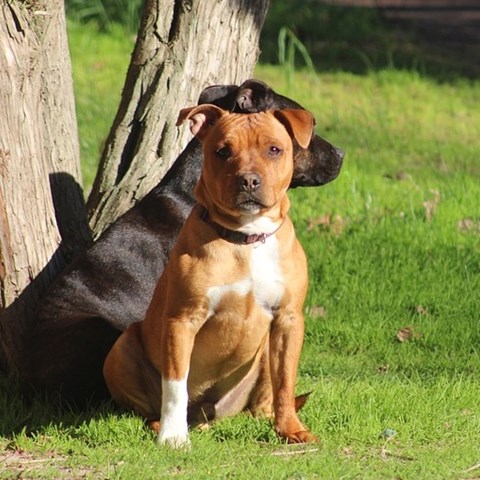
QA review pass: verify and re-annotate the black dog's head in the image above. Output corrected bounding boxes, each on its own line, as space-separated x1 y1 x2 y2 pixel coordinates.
198 79 344 187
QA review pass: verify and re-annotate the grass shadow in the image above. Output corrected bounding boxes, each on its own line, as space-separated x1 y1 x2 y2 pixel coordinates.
0 373 117 439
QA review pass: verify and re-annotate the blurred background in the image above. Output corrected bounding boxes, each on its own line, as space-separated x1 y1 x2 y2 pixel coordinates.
66 0 480 80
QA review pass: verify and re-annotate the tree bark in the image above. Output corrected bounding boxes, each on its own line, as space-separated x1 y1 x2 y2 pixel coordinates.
87 0 270 238
0 1 90 373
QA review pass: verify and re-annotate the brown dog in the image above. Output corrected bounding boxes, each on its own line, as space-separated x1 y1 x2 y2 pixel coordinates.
103 104 318 447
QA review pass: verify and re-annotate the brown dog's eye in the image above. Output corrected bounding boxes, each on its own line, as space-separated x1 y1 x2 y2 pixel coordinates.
268 146 282 157
216 146 231 159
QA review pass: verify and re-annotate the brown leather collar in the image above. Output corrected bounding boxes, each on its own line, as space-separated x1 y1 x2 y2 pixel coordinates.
199 206 284 245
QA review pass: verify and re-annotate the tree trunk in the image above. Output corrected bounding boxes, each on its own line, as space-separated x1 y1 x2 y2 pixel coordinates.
0 1 90 373
87 0 270 238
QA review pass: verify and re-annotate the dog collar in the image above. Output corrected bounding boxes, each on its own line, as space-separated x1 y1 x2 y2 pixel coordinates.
199 206 284 245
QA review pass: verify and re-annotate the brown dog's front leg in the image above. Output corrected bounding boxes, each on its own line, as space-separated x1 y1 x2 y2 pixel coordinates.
270 310 318 444
157 316 199 448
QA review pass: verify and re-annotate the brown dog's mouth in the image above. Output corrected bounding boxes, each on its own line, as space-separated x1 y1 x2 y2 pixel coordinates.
235 193 267 213
238 200 262 213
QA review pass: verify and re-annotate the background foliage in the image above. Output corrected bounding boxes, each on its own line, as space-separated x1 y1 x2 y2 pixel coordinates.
65 0 143 32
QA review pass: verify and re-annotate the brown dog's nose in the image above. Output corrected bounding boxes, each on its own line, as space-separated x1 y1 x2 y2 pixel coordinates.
239 173 261 192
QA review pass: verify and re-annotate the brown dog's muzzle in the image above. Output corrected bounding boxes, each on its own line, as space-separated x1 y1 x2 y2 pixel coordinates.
235 172 268 213
238 172 262 193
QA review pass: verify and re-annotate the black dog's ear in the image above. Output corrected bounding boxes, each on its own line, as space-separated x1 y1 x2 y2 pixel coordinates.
235 79 271 112
198 85 239 110
235 79 303 112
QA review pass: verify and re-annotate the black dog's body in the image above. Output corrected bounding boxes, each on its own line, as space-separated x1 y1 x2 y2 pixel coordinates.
27 80 343 402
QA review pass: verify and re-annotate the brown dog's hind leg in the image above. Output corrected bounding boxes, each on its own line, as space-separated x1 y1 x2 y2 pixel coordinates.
103 323 161 421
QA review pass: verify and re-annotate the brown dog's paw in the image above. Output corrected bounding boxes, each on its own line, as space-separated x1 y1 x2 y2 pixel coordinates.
146 419 160 434
275 415 317 444
284 430 319 444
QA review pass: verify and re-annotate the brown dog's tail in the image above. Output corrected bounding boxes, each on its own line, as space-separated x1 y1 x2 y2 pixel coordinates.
295 392 312 412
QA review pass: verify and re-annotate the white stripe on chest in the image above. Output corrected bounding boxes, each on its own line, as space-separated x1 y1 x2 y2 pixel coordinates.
207 234 284 317
250 235 284 314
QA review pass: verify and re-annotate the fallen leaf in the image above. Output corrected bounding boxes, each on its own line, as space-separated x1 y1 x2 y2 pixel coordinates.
377 363 389 374
341 446 355 457
396 326 422 343
306 213 346 236
415 305 428 315
331 214 346 236
307 305 327 317
396 327 412 342
458 218 474 231
307 213 331 231
458 218 480 234
423 189 440 222
384 171 410 181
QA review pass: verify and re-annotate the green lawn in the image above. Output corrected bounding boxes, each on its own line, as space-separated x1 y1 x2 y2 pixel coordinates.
1 20 480 479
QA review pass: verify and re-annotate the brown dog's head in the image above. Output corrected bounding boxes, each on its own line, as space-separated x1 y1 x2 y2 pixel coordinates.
177 104 314 224
198 79 344 188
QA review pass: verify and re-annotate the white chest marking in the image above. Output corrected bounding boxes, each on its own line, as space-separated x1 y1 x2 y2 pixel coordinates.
207 278 252 317
206 234 284 318
251 235 284 315
239 215 279 235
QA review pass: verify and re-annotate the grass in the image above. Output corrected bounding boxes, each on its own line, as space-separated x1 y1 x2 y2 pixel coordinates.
2 17 480 479
67 20 135 193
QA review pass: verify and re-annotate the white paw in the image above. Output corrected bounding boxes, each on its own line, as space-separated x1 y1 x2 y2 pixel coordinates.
158 428 190 449
159 377 190 449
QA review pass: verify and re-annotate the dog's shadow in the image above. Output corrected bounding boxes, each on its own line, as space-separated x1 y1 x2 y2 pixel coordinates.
0 372 119 438
0 172 94 428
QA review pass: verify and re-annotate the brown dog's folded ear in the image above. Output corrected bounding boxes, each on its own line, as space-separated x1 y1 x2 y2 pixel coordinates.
273 109 314 149
176 104 227 140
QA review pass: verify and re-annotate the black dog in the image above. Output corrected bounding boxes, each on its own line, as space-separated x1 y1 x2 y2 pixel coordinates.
26 79 344 403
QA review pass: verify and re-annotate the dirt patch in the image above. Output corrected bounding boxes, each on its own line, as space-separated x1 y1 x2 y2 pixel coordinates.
0 448 95 480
